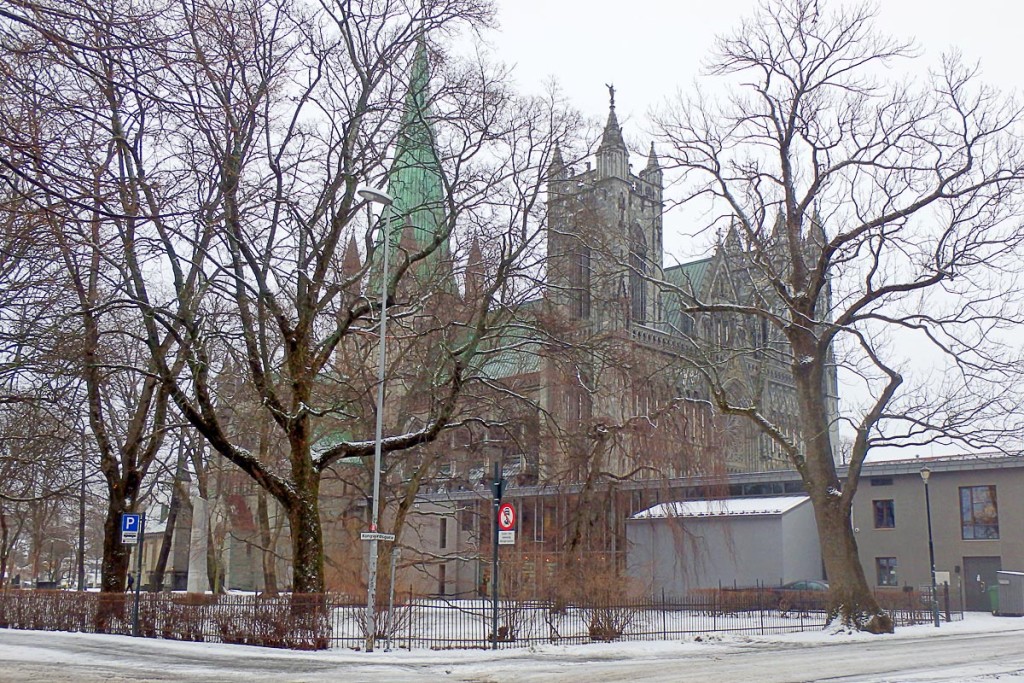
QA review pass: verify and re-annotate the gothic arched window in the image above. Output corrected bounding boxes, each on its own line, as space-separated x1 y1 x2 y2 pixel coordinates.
629 225 648 323
570 241 591 320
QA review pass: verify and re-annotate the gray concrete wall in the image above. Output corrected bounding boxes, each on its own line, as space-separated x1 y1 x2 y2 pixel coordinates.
627 507 823 597
780 503 823 583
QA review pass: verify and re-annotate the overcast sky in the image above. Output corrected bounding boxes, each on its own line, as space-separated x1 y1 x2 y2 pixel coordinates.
489 0 1020 136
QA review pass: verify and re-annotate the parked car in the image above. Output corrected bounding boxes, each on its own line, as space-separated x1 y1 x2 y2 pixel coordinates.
771 580 829 613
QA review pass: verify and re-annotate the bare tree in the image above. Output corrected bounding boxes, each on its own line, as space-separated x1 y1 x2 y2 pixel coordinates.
0 400 82 585
0 0 571 594
654 0 1024 631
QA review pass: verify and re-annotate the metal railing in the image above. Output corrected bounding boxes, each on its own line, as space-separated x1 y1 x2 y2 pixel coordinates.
0 585 962 651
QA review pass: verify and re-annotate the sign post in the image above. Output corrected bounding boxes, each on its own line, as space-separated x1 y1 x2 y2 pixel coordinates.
490 462 503 650
122 513 145 637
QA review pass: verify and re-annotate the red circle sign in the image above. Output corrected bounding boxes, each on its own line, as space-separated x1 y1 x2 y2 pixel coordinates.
498 503 516 531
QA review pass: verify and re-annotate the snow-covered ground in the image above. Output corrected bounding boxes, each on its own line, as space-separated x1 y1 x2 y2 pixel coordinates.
1 613 1023 682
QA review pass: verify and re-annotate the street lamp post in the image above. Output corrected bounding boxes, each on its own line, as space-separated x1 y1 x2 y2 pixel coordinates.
920 466 941 628
359 186 395 653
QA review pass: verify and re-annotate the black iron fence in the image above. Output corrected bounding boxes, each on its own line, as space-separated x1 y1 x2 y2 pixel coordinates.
0 585 962 651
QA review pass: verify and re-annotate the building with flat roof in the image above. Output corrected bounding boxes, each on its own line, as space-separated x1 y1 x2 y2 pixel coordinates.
410 452 1020 608
626 495 821 597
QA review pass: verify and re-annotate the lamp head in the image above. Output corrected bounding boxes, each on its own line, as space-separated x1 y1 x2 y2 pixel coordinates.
920 466 931 483
358 187 394 206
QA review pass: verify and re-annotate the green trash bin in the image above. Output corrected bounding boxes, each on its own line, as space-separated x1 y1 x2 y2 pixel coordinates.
989 585 1000 615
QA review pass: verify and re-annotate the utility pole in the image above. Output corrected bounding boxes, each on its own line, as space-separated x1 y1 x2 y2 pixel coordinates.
490 461 503 650
77 447 86 591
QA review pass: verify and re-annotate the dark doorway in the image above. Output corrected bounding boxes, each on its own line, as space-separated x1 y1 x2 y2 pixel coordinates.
963 556 1001 611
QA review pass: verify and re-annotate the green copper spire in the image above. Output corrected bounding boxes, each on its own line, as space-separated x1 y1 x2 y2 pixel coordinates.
385 36 448 260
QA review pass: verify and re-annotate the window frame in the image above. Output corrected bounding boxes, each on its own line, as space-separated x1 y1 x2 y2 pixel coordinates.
872 499 895 529
960 485 999 540
876 557 898 587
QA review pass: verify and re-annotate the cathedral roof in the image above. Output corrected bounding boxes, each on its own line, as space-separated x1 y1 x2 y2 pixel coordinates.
664 257 713 294
663 257 713 333
470 298 544 380
384 37 448 259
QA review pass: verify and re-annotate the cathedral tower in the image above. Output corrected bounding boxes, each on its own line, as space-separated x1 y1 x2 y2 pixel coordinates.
547 87 664 331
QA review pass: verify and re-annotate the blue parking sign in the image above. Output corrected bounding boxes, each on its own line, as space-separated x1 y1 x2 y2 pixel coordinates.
121 513 142 545
122 514 141 532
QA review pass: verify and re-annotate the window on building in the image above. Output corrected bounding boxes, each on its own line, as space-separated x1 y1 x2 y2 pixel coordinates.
629 226 647 323
438 563 446 596
873 500 895 528
459 507 475 533
439 517 447 549
960 485 999 539
876 557 898 586
569 242 591 319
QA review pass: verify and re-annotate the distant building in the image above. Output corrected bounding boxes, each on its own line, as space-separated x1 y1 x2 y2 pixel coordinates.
612 452 1017 611
626 496 822 597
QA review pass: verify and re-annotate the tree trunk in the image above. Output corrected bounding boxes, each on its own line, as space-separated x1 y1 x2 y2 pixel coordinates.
792 339 892 633
206 523 224 594
150 498 179 592
100 496 131 593
812 493 892 633
151 444 188 592
287 497 325 594
257 489 279 596
0 510 9 586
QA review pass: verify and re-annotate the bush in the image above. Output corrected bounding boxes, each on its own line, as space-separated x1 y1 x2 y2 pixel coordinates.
212 594 330 650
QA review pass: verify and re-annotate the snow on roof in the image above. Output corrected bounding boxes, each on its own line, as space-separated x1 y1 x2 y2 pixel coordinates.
631 495 810 520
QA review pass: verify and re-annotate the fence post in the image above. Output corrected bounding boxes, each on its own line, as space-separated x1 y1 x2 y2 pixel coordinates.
943 583 951 622
759 584 765 635
661 587 667 640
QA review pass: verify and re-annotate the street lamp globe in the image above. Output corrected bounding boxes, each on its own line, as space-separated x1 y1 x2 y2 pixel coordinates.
358 187 394 206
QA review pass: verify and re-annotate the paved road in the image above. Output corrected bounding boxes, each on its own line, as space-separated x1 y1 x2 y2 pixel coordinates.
1 627 1023 682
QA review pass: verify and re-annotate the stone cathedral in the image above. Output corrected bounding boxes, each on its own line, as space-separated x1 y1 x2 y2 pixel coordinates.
184 43 841 595
377 84 843 597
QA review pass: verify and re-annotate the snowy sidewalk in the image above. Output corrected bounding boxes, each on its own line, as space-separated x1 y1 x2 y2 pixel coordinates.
0 613 1022 682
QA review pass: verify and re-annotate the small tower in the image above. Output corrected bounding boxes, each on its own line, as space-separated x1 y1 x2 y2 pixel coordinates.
640 142 662 189
341 234 362 286
464 237 485 305
595 85 628 180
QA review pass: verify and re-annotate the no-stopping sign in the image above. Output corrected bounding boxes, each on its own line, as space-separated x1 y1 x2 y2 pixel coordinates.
497 502 516 531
